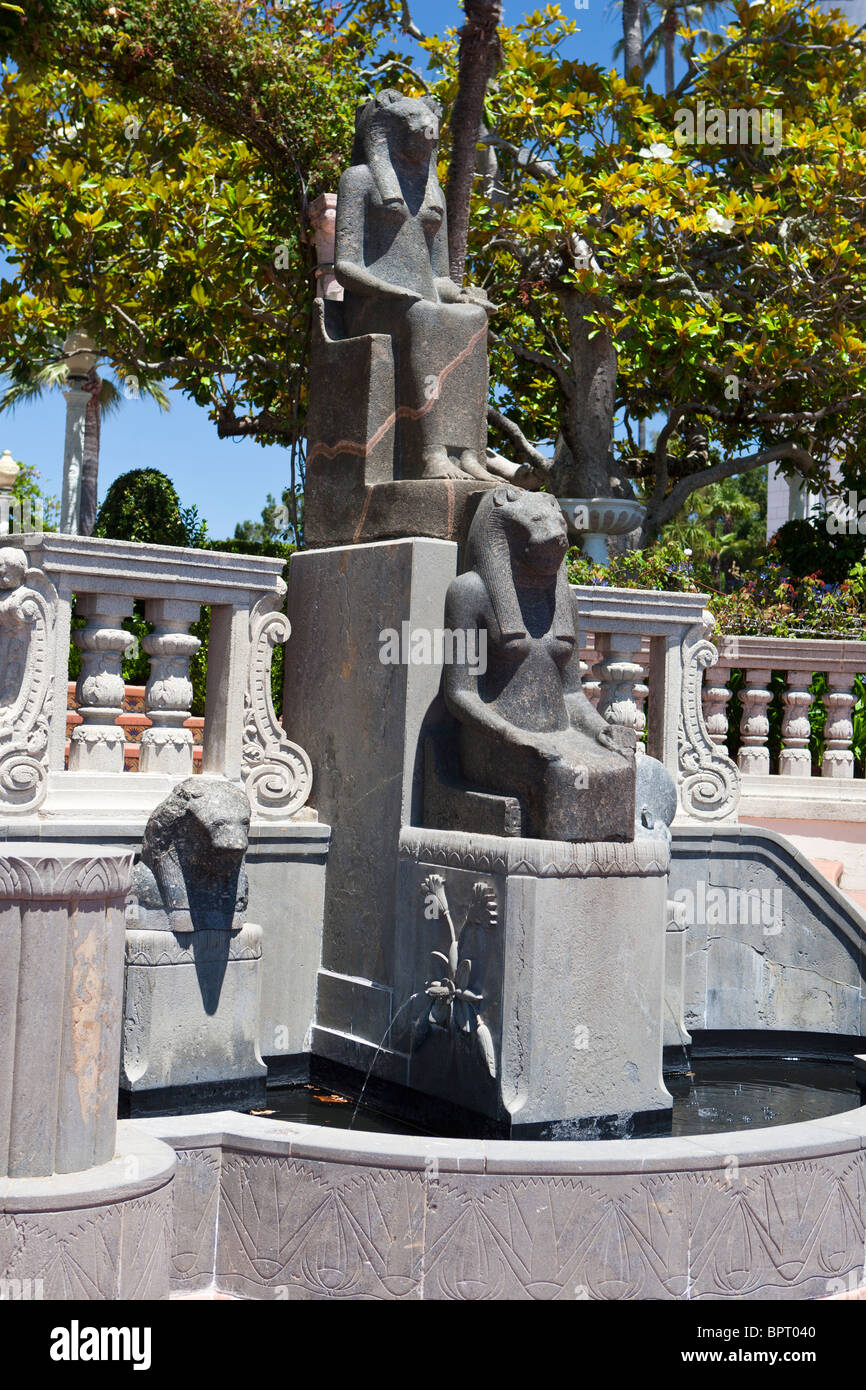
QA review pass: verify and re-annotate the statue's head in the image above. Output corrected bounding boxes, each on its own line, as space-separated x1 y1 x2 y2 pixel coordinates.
466 487 574 643
353 89 442 165
0 548 28 592
143 777 251 877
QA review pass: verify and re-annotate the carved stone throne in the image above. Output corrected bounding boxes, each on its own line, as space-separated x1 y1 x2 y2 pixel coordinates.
305 296 493 549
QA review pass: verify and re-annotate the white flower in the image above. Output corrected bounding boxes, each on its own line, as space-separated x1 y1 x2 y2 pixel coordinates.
706 208 735 234
639 142 674 162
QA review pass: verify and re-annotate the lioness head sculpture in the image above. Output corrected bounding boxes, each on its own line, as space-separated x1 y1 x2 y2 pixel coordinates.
127 777 251 933
351 88 443 211
465 485 574 643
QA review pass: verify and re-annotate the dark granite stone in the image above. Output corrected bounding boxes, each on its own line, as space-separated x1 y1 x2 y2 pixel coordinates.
305 90 520 545
436 486 637 842
127 778 250 933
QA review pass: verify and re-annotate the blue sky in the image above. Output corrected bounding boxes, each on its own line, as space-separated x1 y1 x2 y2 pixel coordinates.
0 0 673 539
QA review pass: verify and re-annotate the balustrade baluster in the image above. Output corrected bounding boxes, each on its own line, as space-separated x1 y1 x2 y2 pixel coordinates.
139 598 201 775
702 664 733 757
737 668 773 776
594 633 645 740
69 593 135 773
822 671 856 778
779 669 814 777
579 635 600 708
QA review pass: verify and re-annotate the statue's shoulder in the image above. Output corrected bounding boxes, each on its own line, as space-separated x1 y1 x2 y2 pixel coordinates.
447 567 491 615
338 164 373 198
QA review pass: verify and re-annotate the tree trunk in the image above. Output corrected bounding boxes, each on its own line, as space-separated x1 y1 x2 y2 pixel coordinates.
550 291 621 498
446 0 503 284
622 0 644 81
664 6 677 94
79 368 101 536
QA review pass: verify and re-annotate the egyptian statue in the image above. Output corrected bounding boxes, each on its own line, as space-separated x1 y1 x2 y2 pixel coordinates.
441 487 639 842
334 89 500 483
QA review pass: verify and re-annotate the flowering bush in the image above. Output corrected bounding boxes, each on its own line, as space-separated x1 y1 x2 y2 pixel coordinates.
568 547 866 640
567 542 699 594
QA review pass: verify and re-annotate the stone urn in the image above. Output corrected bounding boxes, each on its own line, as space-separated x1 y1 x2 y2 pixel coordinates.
559 497 647 564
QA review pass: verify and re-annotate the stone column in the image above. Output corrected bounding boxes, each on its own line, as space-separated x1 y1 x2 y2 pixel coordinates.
738 669 773 776
139 598 201 775
0 845 134 1177
594 632 645 736
779 671 814 777
822 673 856 778
702 663 733 756
307 192 342 301
60 386 90 535
69 593 135 773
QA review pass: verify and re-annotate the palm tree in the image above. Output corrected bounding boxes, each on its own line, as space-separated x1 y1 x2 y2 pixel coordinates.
612 0 725 92
0 350 168 535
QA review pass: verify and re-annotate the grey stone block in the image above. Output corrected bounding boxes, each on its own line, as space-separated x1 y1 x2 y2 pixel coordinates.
135 1108 866 1301
282 539 457 1056
393 827 673 1134
672 824 866 1039
121 925 266 1095
0 1127 175 1300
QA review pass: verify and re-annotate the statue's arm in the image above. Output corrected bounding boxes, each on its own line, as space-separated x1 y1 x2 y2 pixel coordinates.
334 168 421 302
442 577 556 756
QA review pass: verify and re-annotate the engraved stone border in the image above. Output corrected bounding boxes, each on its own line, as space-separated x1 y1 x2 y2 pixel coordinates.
0 845 134 901
138 1104 866 1301
399 826 671 878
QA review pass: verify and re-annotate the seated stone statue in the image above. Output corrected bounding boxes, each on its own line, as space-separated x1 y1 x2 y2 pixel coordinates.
442 487 637 842
334 89 498 483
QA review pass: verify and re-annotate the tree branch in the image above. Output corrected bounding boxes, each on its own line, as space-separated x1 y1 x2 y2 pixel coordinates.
650 443 814 530
487 404 551 471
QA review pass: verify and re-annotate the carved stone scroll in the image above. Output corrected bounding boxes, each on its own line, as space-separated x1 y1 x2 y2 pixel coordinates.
678 612 740 822
242 590 313 819
0 547 58 813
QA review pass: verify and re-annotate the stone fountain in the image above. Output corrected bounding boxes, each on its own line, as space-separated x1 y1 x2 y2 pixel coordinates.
286 89 678 1138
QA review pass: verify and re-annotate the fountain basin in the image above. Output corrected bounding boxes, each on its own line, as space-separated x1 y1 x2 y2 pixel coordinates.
139 1099 866 1300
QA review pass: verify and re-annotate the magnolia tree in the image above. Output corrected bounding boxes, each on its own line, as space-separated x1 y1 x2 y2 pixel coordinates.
423 0 866 540
2 0 864 545
0 0 407 536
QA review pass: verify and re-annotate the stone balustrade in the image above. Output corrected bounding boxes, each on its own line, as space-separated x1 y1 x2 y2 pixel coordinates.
698 635 866 818
572 585 740 823
0 535 312 822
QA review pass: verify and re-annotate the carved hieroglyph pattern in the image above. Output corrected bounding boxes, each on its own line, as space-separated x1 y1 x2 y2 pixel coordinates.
0 1190 172 1300
678 613 741 822
119 1191 173 1301
242 591 313 820
0 560 58 813
208 1149 866 1300
170 1149 221 1289
399 828 669 879
125 925 262 968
